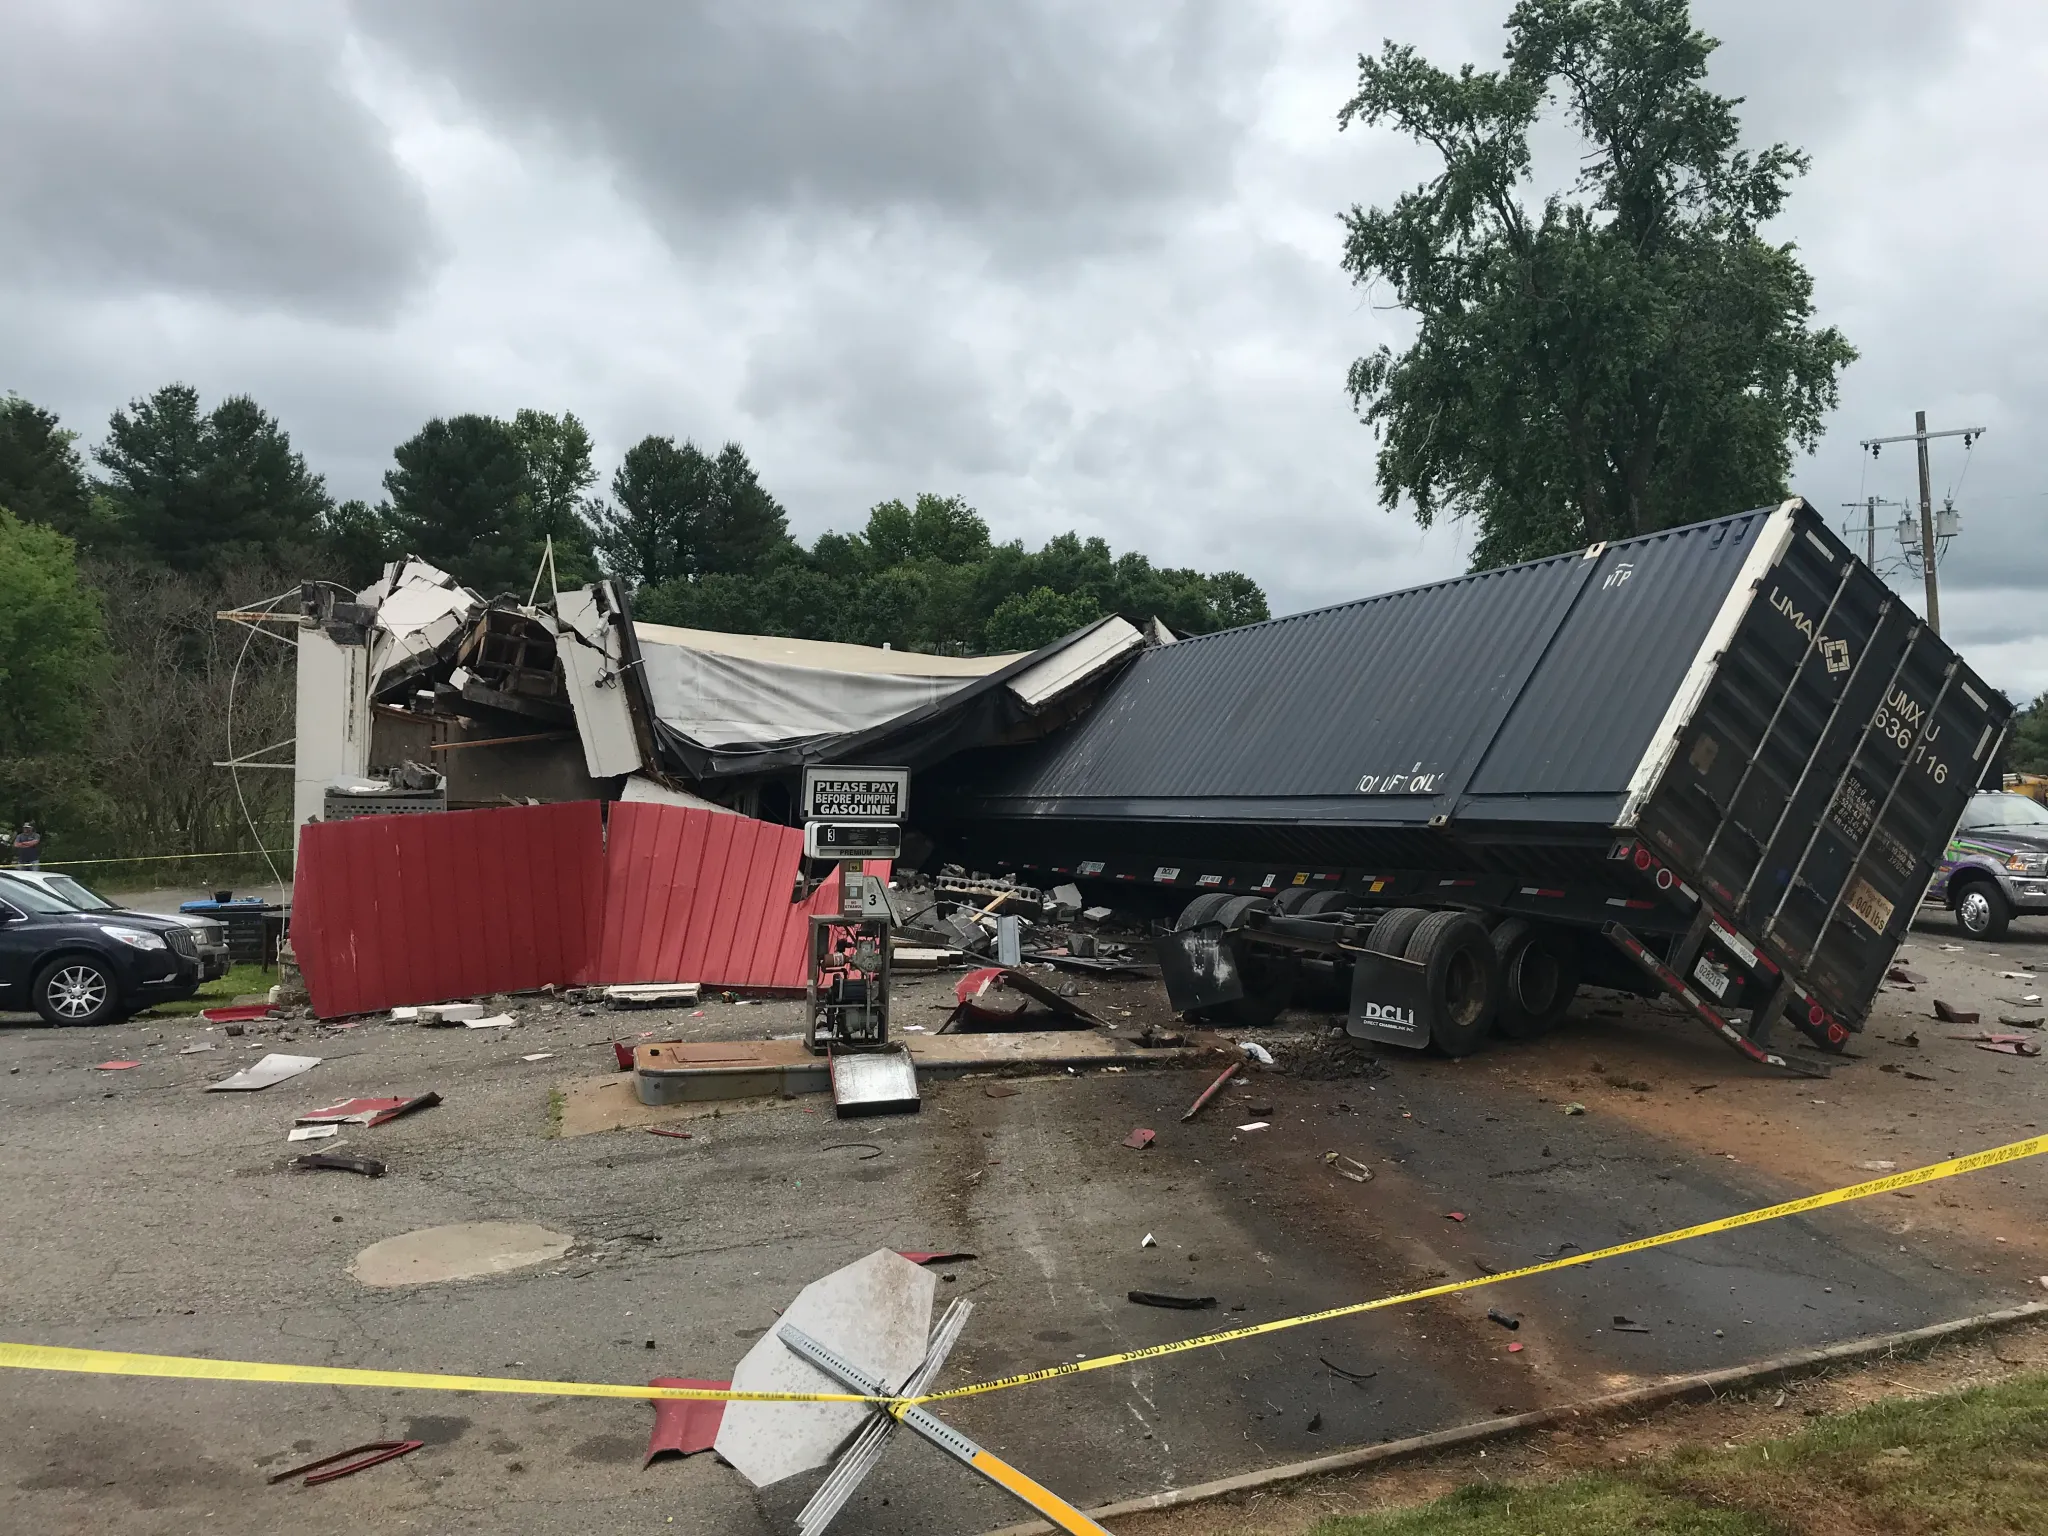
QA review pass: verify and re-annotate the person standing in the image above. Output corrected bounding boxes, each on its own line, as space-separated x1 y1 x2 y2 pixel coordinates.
12 823 41 870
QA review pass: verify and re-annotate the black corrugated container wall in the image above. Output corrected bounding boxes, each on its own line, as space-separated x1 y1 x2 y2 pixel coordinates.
1634 512 2006 1023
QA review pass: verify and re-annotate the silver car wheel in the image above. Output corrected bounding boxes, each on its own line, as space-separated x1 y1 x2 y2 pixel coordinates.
49 964 108 1020
1958 889 1993 936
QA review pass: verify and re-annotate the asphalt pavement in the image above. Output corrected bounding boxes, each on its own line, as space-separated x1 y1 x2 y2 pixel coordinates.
0 918 2042 1534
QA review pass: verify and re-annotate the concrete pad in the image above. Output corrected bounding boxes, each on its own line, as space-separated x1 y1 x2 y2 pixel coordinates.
631 1031 1223 1106
350 1221 573 1287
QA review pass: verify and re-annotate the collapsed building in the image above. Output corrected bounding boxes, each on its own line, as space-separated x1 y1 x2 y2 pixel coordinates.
288 558 1154 836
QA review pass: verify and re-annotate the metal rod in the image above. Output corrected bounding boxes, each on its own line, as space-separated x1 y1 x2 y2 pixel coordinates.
1915 410 1941 634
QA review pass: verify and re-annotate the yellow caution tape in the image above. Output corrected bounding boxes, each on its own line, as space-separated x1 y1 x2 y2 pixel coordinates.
0 1343 878 1404
1 1134 2040 1410
908 1131 2047 1404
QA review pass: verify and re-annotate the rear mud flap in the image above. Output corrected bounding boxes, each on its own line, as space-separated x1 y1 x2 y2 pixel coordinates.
1345 949 1431 1050
1603 922 1830 1078
1157 924 1245 1016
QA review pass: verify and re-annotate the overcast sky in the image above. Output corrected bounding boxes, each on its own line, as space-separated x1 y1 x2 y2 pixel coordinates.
3 1 2042 698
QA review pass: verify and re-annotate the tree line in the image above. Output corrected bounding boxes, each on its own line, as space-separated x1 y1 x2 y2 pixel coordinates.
0 385 1268 865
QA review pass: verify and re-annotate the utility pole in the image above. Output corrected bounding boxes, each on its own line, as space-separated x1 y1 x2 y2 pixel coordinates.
1858 415 1985 637
1839 496 1881 567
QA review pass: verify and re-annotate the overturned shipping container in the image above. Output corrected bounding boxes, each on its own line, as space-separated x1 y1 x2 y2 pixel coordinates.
927 500 2011 1072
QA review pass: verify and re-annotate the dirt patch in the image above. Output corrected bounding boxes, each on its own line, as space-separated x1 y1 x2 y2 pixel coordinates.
350 1221 573 1286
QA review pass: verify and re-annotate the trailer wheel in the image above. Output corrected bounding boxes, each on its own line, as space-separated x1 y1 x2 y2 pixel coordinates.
1190 896 1290 1026
1298 890 1351 917
1404 911 1500 1057
1174 892 1233 931
1272 888 1315 914
1490 919 1580 1039
1364 907 1428 957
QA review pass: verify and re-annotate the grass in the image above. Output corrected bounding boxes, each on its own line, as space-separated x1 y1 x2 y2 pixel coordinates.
1311 1373 2048 1536
137 962 276 1018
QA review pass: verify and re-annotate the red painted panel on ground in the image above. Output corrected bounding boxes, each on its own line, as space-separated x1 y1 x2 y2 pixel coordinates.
644 1378 729 1464
592 802 886 990
293 801 606 1018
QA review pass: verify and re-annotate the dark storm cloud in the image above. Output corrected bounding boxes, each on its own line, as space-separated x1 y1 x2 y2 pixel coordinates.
349 0 1254 237
0 3 437 319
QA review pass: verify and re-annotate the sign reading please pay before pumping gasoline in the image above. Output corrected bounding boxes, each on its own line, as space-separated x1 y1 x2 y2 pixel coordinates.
802 766 910 824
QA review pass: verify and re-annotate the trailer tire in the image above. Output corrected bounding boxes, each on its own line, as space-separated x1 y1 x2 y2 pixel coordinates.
1298 890 1351 917
1174 892 1233 931
1272 888 1315 914
1490 919 1579 1039
1405 911 1499 1058
1190 896 1290 1026
1364 907 1429 958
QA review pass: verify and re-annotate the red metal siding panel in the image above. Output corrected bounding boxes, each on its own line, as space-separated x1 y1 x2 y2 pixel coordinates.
296 801 605 1018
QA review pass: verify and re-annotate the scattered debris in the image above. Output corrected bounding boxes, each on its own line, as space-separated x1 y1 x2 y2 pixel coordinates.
1486 1309 1520 1330
206 1053 321 1092
1999 1015 2045 1029
1321 1357 1377 1382
1238 1041 1275 1066
1127 1290 1216 1310
1444 1211 1467 1223
418 1003 486 1025
464 1014 516 1029
612 1041 636 1070
92 1061 140 1071
287 1125 341 1143
201 1005 275 1024
1562 1102 1586 1116
1933 1000 1980 1024
1611 1316 1652 1333
268 1439 421 1487
823 1142 884 1159
1279 1034 1389 1081
522 1052 554 1062
645 1128 693 1141
1940 943 1964 952
1998 971 2039 982
223 1022 245 1037
1855 1160 1898 1172
390 1007 420 1022
1324 1152 1373 1183
291 1152 386 1177
1306 1411 1324 1432
1141 1233 1157 1248
1973 1037 2043 1057
982 1083 1019 1098
606 983 701 1009
1181 1063 1240 1122
644 1379 729 1465
1508 1341 1525 1353
297 1093 441 1128
1236 1121 1270 1132
1122 1127 1156 1150
948 966 1104 1030
178 1041 216 1054
897 1252 977 1267
1887 966 1927 985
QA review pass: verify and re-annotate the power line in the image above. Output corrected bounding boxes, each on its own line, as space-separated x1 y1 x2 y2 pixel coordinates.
1858 414 1986 636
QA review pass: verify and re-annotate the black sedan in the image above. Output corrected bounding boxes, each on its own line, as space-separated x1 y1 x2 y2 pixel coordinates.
0 877 201 1025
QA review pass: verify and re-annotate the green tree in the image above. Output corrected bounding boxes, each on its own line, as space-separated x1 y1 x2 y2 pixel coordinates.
593 437 789 589
983 586 1105 651
0 507 104 759
0 396 98 542
2011 694 2048 776
510 408 599 585
1338 0 1856 568
317 498 393 590
94 384 333 571
381 413 540 596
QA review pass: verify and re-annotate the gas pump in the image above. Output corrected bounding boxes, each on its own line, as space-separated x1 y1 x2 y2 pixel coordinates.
800 767 917 1115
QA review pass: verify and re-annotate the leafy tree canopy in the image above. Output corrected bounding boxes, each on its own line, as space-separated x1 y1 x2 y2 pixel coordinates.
1339 0 1856 568
0 506 105 760
592 437 789 589
0 395 96 542
94 384 333 571
638 491 1267 654
379 410 598 595
2010 694 2048 777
